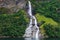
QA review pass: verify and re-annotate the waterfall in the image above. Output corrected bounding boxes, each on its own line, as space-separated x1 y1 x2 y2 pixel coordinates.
24 1 40 39
28 1 32 17
33 16 39 38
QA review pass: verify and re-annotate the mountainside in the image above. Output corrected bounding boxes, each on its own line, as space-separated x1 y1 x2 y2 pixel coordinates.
0 0 26 12
0 0 60 38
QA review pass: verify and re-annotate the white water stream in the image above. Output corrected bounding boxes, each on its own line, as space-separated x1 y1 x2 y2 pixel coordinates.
24 1 40 40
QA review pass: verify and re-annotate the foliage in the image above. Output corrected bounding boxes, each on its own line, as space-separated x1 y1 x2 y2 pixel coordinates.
31 0 60 23
44 24 60 38
0 10 28 37
31 0 60 37
35 14 58 25
35 14 58 37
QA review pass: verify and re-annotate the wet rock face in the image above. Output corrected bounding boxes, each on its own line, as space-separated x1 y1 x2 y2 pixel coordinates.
0 0 26 12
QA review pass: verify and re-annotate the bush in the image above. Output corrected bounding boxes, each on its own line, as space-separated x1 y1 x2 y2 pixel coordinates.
0 10 28 37
31 0 60 23
44 24 60 38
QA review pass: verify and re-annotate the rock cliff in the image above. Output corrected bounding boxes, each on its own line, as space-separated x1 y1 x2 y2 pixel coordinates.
0 0 26 12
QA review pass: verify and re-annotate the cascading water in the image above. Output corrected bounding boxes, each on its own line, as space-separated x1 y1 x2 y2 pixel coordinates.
24 1 40 40
33 16 39 38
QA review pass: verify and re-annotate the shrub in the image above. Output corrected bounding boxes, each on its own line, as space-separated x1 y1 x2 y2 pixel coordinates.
0 10 28 37
31 0 60 23
44 24 60 38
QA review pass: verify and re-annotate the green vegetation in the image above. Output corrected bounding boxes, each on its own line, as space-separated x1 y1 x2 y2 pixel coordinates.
31 0 60 23
0 0 60 38
35 13 59 37
0 10 28 37
31 0 60 37
44 24 60 38
35 14 58 26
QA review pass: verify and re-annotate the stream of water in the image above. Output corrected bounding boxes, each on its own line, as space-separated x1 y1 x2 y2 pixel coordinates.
24 1 40 40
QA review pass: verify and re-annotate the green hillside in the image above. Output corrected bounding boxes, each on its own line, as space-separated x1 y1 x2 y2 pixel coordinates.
0 0 60 38
0 10 29 37
31 0 60 37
